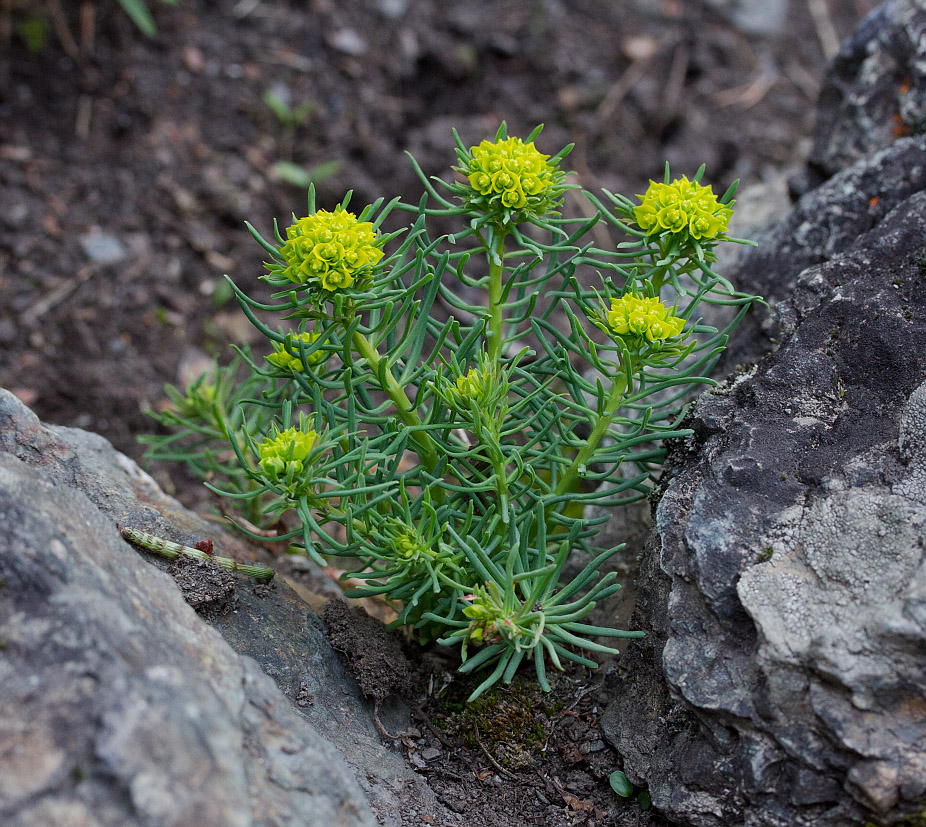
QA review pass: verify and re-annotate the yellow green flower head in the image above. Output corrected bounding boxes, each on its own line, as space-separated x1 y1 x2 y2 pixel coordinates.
463 584 508 644
392 527 430 562
633 176 732 241
448 367 490 406
265 331 326 373
278 206 384 292
459 134 563 218
607 293 686 343
257 426 320 480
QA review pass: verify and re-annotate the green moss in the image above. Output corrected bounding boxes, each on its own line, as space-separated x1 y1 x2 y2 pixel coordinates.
756 547 773 564
434 676 562 769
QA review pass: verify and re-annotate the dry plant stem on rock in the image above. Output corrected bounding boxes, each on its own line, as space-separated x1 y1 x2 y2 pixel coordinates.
120 525 276 581
145 122 759 699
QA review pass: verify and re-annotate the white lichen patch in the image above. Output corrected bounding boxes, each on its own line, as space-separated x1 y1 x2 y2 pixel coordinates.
895 380 926 504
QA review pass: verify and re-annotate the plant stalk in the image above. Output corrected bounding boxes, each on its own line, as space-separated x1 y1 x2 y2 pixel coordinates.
486 230 507 363
351 328 443 482
553 367 631 499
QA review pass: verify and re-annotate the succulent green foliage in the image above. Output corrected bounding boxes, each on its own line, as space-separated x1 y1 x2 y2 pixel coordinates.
145 123 759 700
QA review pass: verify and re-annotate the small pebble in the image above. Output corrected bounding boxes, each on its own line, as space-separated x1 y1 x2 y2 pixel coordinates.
329 29 366 56
79 230 127 265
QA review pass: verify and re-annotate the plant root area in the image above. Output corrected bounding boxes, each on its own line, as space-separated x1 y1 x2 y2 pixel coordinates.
324 598 665 827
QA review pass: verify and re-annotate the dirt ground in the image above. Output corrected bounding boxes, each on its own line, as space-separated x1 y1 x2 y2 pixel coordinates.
1 1 879 824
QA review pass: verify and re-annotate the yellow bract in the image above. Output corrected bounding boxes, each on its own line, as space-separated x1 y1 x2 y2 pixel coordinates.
448 368 490 406
258 426 320 480
279 207 384 291
463 136 558 213
392 528 429 562
265 331 326 373
633 176 732 241
607 293 685 342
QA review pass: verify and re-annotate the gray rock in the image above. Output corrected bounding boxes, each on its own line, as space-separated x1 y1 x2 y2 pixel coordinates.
0 389 454 827
601 173 926 825
724 133 926 370
809 0 926 181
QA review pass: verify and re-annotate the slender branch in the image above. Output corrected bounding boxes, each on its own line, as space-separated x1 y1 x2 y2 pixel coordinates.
351 328 442 479
487 230 508 363
553 367 631 499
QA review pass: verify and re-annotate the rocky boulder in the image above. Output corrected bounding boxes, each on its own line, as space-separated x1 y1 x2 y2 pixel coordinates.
602 60 926 827
0 389 452 827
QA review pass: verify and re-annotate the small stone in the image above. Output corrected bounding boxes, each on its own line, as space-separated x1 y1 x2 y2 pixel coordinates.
328 29 366 56
0 318 16 343
79 230 127 265
378 0 407 18
183 45 205 74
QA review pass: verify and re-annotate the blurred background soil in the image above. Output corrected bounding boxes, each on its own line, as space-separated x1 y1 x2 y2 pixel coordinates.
1 0 878 507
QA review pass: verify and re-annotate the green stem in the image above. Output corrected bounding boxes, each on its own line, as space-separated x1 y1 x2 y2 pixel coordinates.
487 229 508 363
553 366 631 499
489 447 510 526
352 328 442 482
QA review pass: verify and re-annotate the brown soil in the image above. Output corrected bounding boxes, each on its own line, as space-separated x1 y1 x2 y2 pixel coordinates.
167 552 237 618
1 1 879 824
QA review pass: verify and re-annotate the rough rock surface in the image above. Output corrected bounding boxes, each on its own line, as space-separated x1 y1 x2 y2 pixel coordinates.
809 0 926 181
602 139 926 827
723 133 926 372
0 389 451 826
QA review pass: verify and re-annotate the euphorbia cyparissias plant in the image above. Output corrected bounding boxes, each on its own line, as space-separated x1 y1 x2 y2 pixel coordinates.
145 123 757 700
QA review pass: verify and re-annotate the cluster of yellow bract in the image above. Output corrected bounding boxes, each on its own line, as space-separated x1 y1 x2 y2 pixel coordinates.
258 426 320 480
464 137 557 211
265 331 325 373
448 367 490 406
392 528 429 562
463 583 513 645
633 176 732 241
279 207 383 292
608 293 686 342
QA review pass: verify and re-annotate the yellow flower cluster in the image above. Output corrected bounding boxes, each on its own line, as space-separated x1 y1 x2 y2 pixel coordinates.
463 136 558 212
392 528 429 562
448 368 490 406
258 426 320 480
265 331 325 373
633 176 732 241
463 583 510 645
607 293 685 342
279 207 383 292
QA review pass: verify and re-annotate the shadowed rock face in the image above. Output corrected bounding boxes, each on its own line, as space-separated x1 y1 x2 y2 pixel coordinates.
809 0 926 181
0 389 452 827
601 99 926 827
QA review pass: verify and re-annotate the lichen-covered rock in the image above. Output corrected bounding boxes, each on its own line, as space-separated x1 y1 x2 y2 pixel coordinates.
724 133 926 371
601 182 926 825
809 0 926 182
0 389 453 827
